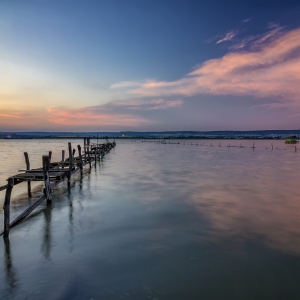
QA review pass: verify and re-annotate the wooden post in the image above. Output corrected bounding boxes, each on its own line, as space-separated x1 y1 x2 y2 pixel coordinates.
73 149 76 157
68 142 73 186
94 148 97 165
87 148 92 169
77 145 83 173
48 151 52 162
24 152 31 197
3 177 14 237
61 150 65 168
42 156 52 203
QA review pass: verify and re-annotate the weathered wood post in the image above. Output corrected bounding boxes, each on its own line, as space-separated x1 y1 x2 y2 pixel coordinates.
24 152 31 197
61 150 65 168
3 177 14 237
68 142 73 186
94 148 97 165
48 151 52 163
83 138 87 160
87 147 92 169
42 155 52 203
77 145 83 174
73 149 76 157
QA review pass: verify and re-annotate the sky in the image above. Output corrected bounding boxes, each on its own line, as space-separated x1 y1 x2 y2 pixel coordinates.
1 0 300 132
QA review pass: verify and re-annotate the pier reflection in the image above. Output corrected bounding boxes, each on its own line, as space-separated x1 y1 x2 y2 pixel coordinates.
41 203 53 260
67 188 74 253
2 238 18 298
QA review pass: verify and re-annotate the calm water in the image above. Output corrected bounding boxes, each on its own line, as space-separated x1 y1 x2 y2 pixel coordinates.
1 139 300 299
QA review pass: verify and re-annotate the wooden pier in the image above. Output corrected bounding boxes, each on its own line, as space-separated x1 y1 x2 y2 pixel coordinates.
1 138 116 237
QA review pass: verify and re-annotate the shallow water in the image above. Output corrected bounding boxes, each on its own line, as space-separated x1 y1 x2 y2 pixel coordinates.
1 139 300 299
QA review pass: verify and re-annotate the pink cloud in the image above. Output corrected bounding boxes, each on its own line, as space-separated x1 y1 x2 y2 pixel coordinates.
0 113 23 118
113 27 300 105
46 106 149 126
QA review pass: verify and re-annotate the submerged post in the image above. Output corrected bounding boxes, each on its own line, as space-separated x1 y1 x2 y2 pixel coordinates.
3 177 14 237
24 152 31 197
42 155 52 203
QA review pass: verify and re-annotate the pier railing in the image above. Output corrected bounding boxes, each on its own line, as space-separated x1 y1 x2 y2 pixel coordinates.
1 138 116 237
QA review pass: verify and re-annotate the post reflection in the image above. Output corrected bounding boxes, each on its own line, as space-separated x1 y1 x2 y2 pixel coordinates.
3 237 18 298
40 203 52 260
67 188 74 253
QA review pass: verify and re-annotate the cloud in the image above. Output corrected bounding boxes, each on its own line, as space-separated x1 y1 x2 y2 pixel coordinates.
108 98 183 110
0 113 23 118
242 18 252 23
216 30 237 44
112 27 300 106
109 81 142 89
46 106 149 126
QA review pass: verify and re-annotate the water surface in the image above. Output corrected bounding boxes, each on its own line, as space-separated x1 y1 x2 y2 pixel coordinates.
1 139 300 299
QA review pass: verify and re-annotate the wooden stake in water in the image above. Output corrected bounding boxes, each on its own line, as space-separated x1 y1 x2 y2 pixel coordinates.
68 142 73 186
77 145 83 174
61 150 65 168
24 152 31 197
3 177 14 237
42 155 52 203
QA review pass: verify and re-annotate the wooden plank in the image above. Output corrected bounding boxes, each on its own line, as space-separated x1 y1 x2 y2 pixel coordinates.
0 184 7 191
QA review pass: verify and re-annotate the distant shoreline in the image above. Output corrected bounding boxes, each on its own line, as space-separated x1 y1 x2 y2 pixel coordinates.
0 136 290 140
1 130 299 140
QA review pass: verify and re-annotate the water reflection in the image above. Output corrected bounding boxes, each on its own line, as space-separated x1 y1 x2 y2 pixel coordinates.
41 203 53 260
2 238 18 298
67 188 74 253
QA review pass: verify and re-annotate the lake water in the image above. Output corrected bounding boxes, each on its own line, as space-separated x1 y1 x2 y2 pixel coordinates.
1 139 300 299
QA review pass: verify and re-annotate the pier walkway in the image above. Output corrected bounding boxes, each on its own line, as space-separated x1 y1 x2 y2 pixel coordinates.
1 138 116 237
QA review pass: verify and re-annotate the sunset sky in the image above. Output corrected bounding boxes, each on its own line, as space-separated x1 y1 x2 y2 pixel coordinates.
1 0 300 131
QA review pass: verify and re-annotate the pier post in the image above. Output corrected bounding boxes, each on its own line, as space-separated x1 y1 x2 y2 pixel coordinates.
87 148 92 169
24 152 31 197
77 145 83 174
42 156 52 203
3 177 14 237
48 151 52 163
94 148 97 165
68 142 73 186
61 150 65 168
